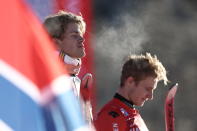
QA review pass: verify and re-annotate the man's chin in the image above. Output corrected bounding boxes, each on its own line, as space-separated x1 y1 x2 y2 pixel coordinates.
80 52 86 58
73 52 85 59
136 102 145 107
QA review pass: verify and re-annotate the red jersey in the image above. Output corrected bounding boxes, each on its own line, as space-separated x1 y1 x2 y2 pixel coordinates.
94 93 149 131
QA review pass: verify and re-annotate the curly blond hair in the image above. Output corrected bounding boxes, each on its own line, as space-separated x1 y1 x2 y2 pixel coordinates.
43 10 86 40
120 53 168 86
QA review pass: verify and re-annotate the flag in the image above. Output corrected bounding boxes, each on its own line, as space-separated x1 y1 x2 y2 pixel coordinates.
0 0 89 130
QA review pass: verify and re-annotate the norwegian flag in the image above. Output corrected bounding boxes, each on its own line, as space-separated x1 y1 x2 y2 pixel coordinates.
0 0 90 131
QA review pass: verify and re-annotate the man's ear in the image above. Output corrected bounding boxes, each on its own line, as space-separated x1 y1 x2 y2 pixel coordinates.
53 38 62 44
125 76 135 86
53 38 62 49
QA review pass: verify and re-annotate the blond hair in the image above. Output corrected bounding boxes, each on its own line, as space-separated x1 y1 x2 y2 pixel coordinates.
43 10 86 39
120 53 168 86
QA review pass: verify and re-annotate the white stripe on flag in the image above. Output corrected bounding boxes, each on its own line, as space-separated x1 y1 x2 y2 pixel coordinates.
0 120 14 131
41 75 73 105
0 60 41 104
51 75 72 95
73 125 93 131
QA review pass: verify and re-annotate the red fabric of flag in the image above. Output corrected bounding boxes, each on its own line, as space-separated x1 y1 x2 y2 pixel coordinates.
0 0 66 91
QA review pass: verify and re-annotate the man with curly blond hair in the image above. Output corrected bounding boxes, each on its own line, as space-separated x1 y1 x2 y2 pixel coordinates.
44 11 93 125
94 53 168 131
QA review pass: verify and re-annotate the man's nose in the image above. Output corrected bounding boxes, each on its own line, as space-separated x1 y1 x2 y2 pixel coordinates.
148 91 153 100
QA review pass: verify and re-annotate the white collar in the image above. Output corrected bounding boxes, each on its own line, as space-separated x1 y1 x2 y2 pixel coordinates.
63 54 81 66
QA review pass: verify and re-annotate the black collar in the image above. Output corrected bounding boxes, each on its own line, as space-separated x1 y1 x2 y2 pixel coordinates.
70 74 76 77
114 93 134 108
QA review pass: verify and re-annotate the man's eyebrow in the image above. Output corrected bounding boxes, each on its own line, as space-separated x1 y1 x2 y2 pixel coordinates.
69 31 81 35
69 30 80 33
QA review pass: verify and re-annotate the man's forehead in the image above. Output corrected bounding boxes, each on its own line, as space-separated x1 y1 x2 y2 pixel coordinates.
66 23 82 33
140 77 158 86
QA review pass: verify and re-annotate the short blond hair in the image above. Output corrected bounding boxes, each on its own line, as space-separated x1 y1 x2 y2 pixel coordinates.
120 53 168 86
43 11 86 39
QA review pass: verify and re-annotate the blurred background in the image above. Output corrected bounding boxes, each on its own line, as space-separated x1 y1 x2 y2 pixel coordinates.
28 0 197 130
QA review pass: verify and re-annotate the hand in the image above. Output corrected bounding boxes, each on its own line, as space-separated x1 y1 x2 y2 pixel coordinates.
80 73 93 101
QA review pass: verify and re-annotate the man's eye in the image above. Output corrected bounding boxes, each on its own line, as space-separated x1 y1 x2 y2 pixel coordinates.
71 34 78 38
73 33 81 37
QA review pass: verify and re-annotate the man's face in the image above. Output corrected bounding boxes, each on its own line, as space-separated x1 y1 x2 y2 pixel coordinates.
58 22 85 58
127 76 158 107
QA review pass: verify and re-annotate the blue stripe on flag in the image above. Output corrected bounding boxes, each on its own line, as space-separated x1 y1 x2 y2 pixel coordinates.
56 89 87 131
0 76 46 131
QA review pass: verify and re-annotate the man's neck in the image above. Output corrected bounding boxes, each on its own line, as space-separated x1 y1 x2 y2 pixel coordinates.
59 51 81 75
117 87 129 100
114 93 134 108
